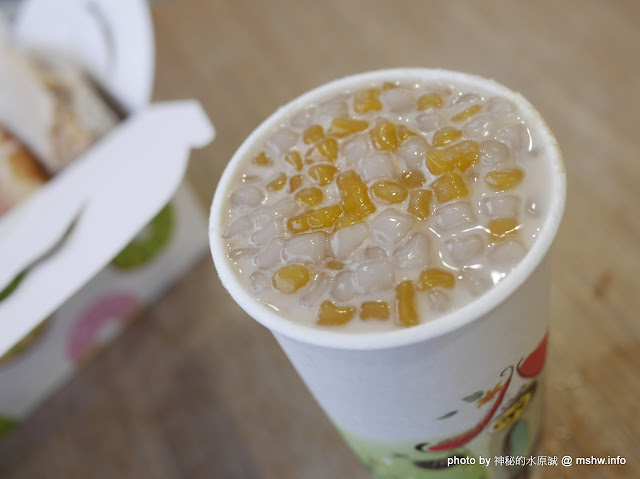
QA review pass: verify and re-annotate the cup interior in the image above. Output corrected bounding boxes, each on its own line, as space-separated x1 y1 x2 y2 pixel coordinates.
209 68 566 351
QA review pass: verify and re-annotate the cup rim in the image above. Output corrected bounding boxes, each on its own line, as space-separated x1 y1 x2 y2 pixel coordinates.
209 68 566 351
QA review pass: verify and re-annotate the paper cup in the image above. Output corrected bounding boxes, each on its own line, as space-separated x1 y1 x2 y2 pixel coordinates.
210 69 565 478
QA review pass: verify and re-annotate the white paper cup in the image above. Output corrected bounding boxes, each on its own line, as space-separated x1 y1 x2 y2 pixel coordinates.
210 69 565 479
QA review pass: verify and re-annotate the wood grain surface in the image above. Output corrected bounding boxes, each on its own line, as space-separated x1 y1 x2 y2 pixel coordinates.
1 0 639 478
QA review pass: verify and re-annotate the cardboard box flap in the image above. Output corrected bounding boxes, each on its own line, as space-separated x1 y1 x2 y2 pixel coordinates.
0 101 215 356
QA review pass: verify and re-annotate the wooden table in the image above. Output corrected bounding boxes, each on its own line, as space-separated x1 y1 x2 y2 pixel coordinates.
2 0 639 477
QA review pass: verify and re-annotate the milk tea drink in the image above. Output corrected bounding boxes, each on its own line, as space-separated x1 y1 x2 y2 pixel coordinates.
220 76 549 332
210 69 565 479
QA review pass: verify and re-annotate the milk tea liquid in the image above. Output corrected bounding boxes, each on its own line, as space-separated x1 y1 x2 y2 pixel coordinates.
220 78 551 332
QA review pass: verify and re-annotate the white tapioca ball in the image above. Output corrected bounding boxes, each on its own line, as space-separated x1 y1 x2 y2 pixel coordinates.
427 289 450 312
463 115 498 141
330 223 369 260
416 112 443 132
251 219 283 245
254 211 272 229
443 233 485 266
487 96 517 117
461 267 493 296
317 96 348 124
432 201 476 234
301 273 332 309
354 260 394 294
250 271 271 293
496 124 530 151
489 239 528 270
526 197 540 217
331 270 356 301
324 180 340 200
253 238 284 269
396 136 429 171
381 88 415 113
230 185 265 209
452 92 480 106
361 152 396 181
394 233 431 269
370 208 414 245
254 199 298 228
228 247 259 262
340 134 370 170
223 214 253 238
266 127 298 158
241 166 274 183
482 195 521 219
364 246 387 260
261 198 298 218
291 106 315 129
283 232 328 264
479 140 513 167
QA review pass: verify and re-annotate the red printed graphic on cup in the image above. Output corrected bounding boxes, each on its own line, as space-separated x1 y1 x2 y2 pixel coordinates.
428 331 548 452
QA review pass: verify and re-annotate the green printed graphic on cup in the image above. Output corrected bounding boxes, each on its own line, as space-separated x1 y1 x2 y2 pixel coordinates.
112 203 174 270
342 431 489 479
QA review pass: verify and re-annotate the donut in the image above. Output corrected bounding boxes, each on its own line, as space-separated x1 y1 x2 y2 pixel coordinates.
0 40 117 175
111 203 174 270
67 292 139 363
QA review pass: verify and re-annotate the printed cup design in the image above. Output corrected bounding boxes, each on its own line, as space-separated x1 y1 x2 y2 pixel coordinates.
341 333 548 479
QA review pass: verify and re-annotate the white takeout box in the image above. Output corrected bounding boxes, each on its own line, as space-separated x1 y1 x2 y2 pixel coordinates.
0 0 214 424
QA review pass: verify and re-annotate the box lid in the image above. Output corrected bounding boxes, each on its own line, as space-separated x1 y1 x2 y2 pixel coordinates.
0 0 215 356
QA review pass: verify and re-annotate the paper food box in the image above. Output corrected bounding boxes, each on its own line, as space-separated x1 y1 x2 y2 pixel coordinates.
0 0 215 438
